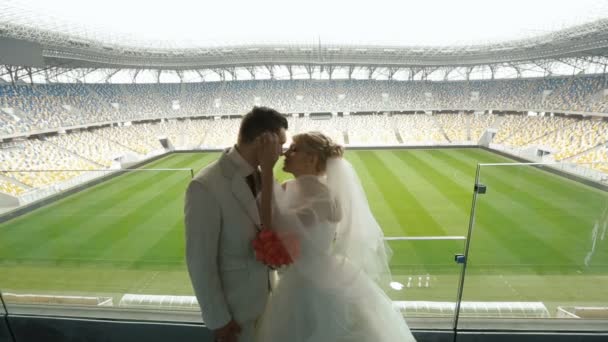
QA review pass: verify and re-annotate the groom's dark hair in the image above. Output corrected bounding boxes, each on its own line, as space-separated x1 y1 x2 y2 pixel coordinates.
238 106 288 144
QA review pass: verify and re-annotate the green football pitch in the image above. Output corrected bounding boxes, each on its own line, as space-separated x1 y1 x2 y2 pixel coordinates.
0 148 606 313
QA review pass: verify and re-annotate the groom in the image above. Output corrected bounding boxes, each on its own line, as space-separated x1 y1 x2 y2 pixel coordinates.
185 106 287 342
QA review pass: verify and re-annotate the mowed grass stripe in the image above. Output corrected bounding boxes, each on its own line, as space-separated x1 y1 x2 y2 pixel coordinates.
413 149 532 269
0 169 177 258
474 164 602 248
62 153 214 261
375 151 455 235
470 148 607 199
134 154 223 265
345 151 404 237
134 219 185 267
452 149 604 243
430 150 567 270
12 154 201 258
95 190 185 263
387 150 488 270
357 150 444 235
1 149 606 280
390 150 471 235
445 150 586 271
100 154 219 264
445 151 580 248
7 154 212 262
466 149 606 212
416 150 523 268
0 153 201 249
6 153 197 227
345 152 433 270
19 167 191 260
358 150 455 271
61 153 213 263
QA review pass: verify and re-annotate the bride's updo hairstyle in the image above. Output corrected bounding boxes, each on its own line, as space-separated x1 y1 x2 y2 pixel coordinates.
292 131 344 173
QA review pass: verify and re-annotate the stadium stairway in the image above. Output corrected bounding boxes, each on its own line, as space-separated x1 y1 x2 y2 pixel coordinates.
0 173 31 190
44 139 106 168
89 131 141 156
195 129 209 147
4 109 27 127
489 115 506 132
432 114 451 143
543 76 576 108
560 142 607 162
395 129 404 144
465 114 472 141
479 115 504 146
494 116 528 144
522 119 578 147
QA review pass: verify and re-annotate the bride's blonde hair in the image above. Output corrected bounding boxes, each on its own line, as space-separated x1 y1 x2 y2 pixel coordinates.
292 131 344 173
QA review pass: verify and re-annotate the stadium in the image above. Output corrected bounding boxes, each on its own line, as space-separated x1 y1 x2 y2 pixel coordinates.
0 0 607 341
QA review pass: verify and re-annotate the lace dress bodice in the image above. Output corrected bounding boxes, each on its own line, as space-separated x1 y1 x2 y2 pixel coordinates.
278 175 341 259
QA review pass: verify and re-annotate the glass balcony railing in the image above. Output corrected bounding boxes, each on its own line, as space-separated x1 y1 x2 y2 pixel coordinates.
0 292 5 316
0 160 607 334
385 237 465 329
457 162 608 331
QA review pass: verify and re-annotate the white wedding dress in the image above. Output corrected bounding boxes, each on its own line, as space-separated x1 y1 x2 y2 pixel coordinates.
256 159 416 342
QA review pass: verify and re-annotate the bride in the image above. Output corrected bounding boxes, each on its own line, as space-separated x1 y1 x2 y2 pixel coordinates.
255 131 416 342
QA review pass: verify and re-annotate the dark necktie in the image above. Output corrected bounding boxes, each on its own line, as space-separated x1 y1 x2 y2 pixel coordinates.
245 172 258 197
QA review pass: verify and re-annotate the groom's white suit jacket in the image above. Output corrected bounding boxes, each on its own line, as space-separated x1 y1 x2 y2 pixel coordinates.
185 148 269 330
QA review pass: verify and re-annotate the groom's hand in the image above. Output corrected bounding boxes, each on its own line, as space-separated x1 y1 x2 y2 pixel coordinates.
214 319 241 342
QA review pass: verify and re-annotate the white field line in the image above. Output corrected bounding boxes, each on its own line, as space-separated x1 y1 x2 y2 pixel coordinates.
384 236 466 241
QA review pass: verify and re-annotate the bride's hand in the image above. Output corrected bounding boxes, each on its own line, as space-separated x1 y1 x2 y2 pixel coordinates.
257 132 281 173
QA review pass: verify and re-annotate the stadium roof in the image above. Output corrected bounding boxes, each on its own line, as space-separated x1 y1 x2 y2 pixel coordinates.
1 0 608 83
3 0 608 46
2 17 608 70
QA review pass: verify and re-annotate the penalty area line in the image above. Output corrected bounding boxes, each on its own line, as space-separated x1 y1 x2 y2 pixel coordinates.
384 236 466 241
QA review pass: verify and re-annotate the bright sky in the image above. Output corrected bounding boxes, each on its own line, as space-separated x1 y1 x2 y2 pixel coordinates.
2 0 608 47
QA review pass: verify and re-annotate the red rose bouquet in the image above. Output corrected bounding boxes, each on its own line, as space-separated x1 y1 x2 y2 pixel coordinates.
252 228 300 268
